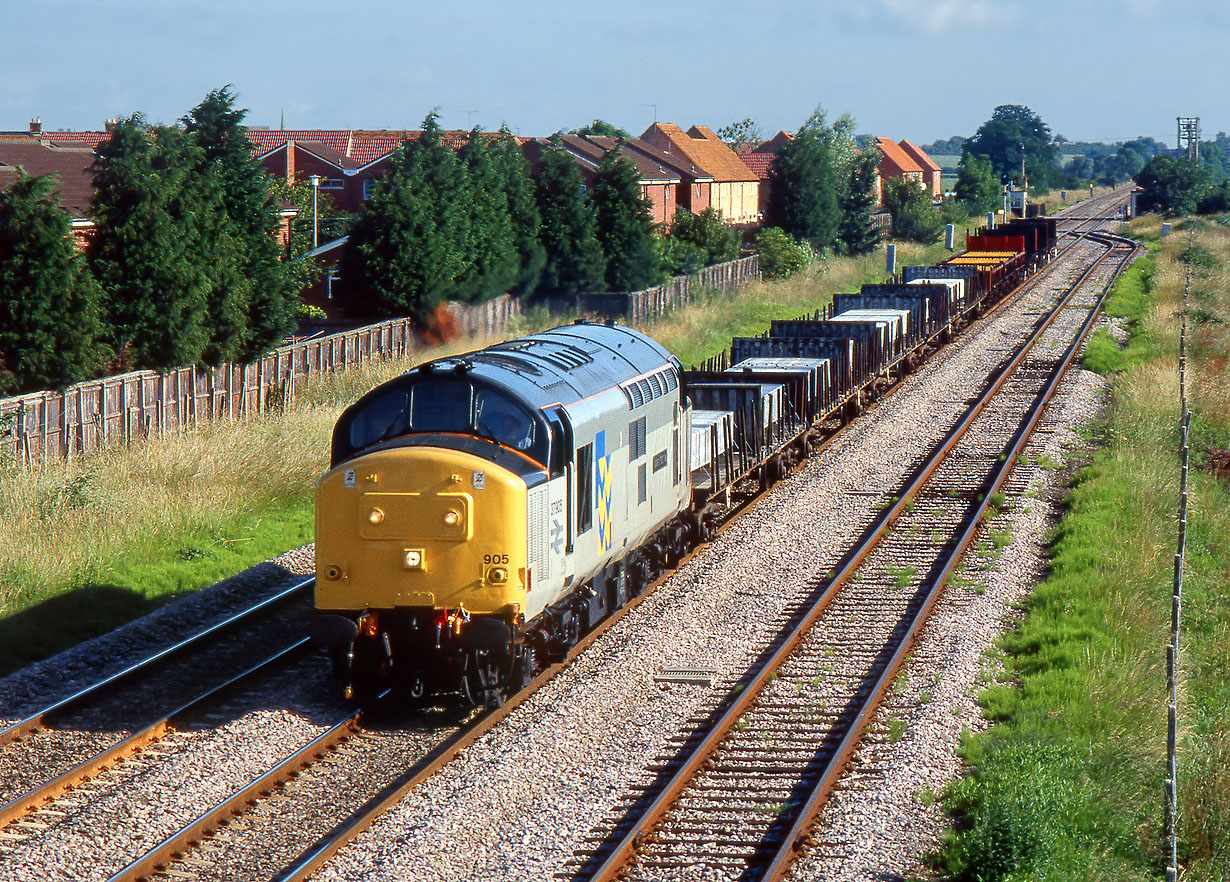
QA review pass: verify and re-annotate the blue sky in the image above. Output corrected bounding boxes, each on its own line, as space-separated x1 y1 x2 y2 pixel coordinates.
3 0 1224 146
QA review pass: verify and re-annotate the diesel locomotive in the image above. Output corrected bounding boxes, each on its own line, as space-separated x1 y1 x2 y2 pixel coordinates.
313 322 693 708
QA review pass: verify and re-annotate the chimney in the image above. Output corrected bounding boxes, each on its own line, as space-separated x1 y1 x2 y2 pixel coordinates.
29 118 41 135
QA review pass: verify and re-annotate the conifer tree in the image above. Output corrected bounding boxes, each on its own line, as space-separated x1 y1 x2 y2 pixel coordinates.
0 173 107 393
344 113 475 319
183 86 299 359
493 130 545 296
591 150 661 291
836 149 881 255
535 142 605 296
88 115 213 370
458 128 519 302
766 108 841 251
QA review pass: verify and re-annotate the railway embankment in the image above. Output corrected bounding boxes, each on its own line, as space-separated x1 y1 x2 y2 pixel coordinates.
933 215 1230 881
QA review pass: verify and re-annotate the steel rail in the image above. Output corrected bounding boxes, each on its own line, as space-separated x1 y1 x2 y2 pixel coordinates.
754 232 1142 882
0 577 314 749
0 638 313 830
581 221 1133 882
105 705 367 882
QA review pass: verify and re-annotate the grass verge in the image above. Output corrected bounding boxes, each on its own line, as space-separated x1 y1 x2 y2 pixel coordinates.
0 241 942 674
933 218 1230 880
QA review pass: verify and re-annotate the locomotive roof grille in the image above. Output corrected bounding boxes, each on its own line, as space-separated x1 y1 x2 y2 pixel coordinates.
620 367 677 408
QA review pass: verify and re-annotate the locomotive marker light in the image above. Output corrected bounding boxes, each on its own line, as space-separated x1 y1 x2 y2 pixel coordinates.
443 509 461 526
367 508 384 525
403 549 425 570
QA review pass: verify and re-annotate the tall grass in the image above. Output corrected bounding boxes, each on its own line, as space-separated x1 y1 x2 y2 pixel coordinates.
935 219 1230 880
0 244 937 672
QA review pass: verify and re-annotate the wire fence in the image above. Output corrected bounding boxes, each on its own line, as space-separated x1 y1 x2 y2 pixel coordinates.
1165 251 1191 882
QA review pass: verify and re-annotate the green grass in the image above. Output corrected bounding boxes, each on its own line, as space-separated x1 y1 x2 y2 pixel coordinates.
933 219 1230 881
0 494 312 674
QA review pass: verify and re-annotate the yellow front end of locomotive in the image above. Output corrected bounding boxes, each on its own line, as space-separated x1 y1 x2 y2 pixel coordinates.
315 446 528 617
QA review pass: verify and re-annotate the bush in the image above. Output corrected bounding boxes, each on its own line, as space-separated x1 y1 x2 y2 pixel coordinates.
755 227 812 279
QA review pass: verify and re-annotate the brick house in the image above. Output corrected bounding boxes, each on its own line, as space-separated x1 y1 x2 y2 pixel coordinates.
0 128 99 246
897 140 943 198
639 123 760 225
875 137 924 204
523 135 682 225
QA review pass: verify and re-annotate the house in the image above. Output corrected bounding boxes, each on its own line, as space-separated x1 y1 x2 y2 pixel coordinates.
897 140 943 198
875 137 924 203
524 135 682 225
0 127 99 245
639 123 760 225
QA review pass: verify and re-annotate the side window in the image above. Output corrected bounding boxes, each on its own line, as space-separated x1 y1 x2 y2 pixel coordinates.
577 442 593 535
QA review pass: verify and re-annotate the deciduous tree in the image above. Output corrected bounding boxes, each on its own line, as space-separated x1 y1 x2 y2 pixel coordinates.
883 178 943 245
954 153 1001 214
963 105 1062 193
766 107 842 251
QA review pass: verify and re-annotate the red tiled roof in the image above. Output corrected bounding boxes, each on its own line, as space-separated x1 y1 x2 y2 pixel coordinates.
875 137 923 175
739 152 774 180
641 123 758 183
563 134 681 183
898 139 942 173
0 140 97 216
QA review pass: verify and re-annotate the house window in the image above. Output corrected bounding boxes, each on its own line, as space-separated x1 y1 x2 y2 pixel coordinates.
577 442 593 535
318 178 344 190
363 178 378 200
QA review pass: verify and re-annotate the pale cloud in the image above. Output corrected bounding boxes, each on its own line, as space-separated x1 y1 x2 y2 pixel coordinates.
873 0 1023 33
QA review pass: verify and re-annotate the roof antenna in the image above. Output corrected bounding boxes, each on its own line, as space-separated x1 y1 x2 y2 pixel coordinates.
280 108 284 130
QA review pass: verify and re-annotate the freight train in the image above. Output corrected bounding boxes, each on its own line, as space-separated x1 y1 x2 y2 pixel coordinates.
312 217 1058 708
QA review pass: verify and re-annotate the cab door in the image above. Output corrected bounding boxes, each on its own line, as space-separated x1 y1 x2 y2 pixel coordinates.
544 406 574 591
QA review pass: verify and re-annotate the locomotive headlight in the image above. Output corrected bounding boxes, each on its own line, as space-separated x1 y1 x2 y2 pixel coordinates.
403 548 425 570
367 508 385 525
488 566 509 584
443 509 461 527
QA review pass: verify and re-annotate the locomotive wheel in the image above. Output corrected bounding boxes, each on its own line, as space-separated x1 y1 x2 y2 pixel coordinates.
462 650 505 710
514 645 537 693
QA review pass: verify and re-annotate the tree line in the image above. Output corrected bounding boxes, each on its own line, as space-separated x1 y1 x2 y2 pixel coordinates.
0 99 742 396
0 87 301 395
344 113 740 323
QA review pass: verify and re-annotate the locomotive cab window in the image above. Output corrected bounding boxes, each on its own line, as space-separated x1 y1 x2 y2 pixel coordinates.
347 388 408 450
409 379 472 432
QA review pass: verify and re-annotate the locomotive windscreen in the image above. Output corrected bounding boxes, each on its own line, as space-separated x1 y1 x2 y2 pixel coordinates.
338 378 549 467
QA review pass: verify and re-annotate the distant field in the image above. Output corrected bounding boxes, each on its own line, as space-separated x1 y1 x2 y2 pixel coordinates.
931 153 961 171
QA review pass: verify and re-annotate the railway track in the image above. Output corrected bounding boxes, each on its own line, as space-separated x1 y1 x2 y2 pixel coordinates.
566 229 1139 881
0 579 313 849
4 193 1134 881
